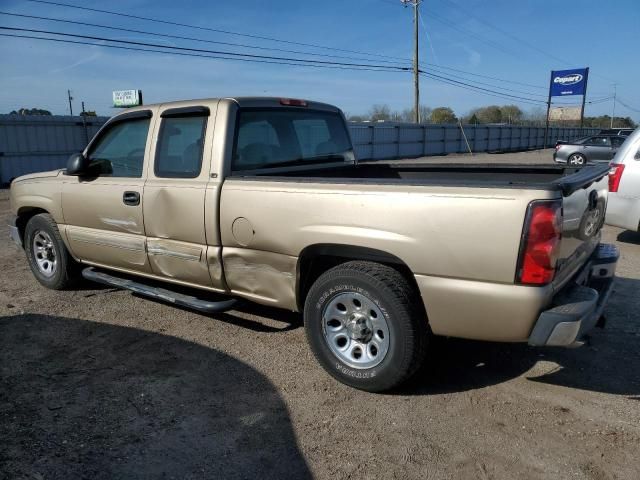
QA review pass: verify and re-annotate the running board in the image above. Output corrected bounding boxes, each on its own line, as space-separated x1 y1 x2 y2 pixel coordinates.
81 267 237 313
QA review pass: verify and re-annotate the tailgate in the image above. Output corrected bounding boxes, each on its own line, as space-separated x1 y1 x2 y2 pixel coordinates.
553 165 610 289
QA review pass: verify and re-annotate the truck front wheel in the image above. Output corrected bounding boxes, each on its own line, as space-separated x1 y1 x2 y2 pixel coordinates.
24 213 80 290
304 261 428 392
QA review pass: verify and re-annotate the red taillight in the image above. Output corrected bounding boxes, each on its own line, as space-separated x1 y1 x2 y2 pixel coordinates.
608 163 625 192
517 200 562 285
279 98 308 107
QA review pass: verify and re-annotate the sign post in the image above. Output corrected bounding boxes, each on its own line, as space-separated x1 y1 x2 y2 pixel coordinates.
579 68 589 128
544 68 589 147
112 90 143 108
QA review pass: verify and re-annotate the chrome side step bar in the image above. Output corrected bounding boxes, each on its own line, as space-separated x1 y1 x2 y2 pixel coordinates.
82 267 237 313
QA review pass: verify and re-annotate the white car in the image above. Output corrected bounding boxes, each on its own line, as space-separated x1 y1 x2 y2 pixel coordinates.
606 127 640 231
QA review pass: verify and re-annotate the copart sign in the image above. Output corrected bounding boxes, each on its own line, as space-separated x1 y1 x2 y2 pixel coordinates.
550 68 588 96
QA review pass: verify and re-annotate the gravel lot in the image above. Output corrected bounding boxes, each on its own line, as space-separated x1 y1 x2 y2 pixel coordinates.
1 154 639 480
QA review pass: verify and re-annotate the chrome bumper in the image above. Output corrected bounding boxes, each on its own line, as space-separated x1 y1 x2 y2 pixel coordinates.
8 215 22 248
528 243 619 347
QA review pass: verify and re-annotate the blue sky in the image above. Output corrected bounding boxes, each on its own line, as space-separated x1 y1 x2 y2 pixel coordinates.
1 0 639 120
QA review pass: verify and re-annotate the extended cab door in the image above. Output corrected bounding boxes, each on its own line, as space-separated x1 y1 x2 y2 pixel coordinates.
142 103 225 290
62 110 154 273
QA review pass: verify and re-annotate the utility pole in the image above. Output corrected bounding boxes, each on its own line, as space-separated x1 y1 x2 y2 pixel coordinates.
543 70 553 149
610 84 617 128
81 101 89 144
579 67 589 129
402 0 420 123
67 89 74 116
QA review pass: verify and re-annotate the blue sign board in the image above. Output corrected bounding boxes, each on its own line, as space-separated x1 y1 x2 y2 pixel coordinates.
550 68 588 96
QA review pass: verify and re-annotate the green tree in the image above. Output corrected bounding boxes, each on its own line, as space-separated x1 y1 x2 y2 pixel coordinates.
462 113 480 124
429 107 457 124
401 105 432 123
368 104 392 122
474 105 503 124
9 107 52 116
499 105 523 124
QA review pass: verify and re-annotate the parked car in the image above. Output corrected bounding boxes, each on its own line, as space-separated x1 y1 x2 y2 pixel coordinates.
598 128 635 137
8 97 618 392
606 127 640 231
554 135 627 166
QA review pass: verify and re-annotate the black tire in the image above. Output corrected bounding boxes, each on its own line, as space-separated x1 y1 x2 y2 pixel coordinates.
304 261 428 392
24 213 80 290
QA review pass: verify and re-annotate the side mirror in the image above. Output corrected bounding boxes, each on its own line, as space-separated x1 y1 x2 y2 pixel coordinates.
66 152 90 175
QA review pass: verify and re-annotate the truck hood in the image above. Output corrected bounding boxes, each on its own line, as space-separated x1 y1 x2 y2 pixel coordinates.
12 169 64 183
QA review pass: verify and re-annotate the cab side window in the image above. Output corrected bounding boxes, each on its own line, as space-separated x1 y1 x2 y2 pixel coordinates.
155 115 207 178
88 118 150 177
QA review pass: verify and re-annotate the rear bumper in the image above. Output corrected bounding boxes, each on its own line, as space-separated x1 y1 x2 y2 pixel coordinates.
8 215 22 248
528 243 619 347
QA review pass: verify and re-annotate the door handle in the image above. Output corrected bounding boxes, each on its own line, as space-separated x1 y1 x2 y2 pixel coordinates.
123 191 140 206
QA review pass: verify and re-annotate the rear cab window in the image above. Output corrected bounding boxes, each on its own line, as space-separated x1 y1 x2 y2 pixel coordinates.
232 108 353 172
155 109 208 178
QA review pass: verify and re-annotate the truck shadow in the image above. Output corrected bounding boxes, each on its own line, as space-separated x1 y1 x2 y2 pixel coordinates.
616 230 640 245
402 276 640 400
0 314 311 480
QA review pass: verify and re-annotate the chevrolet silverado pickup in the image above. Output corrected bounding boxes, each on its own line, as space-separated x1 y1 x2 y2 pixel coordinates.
8 97 619 392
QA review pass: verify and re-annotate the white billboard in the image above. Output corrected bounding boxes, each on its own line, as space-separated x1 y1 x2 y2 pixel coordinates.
548 106 581 121
113 90 143 108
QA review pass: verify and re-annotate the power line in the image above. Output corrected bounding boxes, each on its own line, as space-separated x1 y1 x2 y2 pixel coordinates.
417 10 439 65
616 97 640 114
0 32 411 73
433 0 616 83
5 11 545 95
0 11 409 66
25 0 411 62
1 27 562 107
426 65 548 97
422 8 522 60
436 0 570 67
17 2 561 96
0 26 411 70
422 62 547 90
1 29 552 108
419 71 545 105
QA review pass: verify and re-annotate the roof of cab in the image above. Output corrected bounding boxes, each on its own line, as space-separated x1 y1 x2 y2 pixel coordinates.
113 96 342 115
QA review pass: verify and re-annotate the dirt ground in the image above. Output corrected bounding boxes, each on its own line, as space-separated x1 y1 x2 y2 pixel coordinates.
1 155 639 479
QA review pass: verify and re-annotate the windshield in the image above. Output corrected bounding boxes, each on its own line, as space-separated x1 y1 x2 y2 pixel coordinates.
232 108 354 171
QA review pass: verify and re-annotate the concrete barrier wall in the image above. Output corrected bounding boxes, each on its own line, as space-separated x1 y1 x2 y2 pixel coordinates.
0 114 598 183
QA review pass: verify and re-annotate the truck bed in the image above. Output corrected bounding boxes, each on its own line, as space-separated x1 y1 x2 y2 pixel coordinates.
246 162 610 196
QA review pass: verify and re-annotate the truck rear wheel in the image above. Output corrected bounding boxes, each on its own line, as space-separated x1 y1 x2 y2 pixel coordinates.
304 261 428 392
24 213 80 290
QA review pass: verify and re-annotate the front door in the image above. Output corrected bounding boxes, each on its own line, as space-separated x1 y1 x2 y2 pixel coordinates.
62 110 154 273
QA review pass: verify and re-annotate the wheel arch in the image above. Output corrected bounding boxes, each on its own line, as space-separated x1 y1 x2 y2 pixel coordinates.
16 207 50 245
296 243 420 312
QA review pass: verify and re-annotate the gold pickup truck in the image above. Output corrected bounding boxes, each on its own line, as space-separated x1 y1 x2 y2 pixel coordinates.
8 97 619 391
